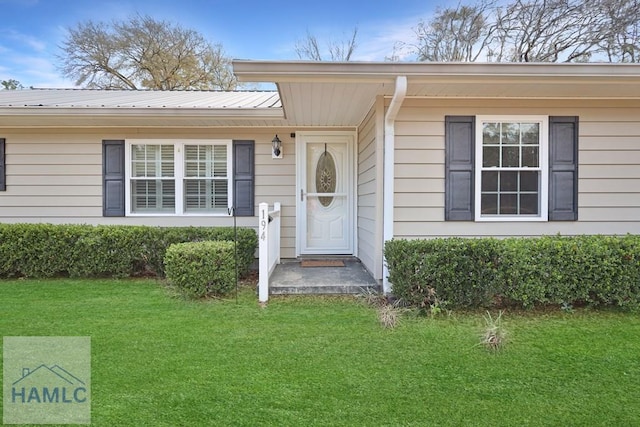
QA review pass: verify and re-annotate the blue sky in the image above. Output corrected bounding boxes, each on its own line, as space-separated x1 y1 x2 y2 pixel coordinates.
0 0 456 88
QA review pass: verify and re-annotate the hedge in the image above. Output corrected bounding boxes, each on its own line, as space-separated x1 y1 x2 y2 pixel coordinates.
0 223 257 279
385 235 640 310
164 241 236 298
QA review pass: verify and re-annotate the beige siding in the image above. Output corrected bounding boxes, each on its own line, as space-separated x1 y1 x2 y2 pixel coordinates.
7 95 640 269
356 97 383 280
393 98 640 239
0 127 303 258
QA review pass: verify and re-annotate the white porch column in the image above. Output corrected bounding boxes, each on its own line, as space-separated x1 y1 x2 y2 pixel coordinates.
382 76 407 294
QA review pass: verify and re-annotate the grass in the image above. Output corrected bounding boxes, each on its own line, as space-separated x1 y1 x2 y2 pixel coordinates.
1 279 640 426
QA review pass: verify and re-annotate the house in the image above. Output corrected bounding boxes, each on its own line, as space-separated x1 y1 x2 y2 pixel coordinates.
2 61 640 292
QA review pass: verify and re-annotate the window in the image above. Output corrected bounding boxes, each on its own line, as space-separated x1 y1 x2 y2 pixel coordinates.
444 116 577 222
475 116 548 221
130 144 175 213
126 140 232 215
184 145 229 213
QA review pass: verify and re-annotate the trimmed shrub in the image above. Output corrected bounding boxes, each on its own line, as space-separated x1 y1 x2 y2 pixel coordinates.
385 238 500 309
0 223 83 278
164 241 236 298
69 225 154 278
385 235 640 310
159 227 256 277
500 235 640 309
0 224 257 279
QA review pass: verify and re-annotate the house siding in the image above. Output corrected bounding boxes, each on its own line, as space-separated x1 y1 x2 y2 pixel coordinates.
356 98 383 280
392 98 640 238
5 96 640 267
0 128 300 258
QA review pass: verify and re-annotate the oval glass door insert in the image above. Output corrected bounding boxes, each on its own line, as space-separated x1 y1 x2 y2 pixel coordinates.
316 150 337 207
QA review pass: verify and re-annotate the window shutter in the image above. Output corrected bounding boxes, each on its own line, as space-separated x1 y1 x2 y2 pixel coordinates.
445 116 475 220
0 138 5 191
549 116 578 221
233 140 255 216
102 140 125 217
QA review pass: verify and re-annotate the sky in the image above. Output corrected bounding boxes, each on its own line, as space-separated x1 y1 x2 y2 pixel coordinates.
0 0 458 88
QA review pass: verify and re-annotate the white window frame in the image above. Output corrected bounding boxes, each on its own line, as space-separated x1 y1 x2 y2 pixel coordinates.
125 139 233 216
475 116 548 222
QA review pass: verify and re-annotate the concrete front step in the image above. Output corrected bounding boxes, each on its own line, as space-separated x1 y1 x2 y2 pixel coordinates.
268 258 380 295
270 283 381 295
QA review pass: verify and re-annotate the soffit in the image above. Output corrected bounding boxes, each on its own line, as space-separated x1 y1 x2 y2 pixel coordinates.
275 81 385 127
235 60 640 126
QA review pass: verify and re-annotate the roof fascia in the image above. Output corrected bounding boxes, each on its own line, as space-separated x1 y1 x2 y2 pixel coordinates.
233 60 640 83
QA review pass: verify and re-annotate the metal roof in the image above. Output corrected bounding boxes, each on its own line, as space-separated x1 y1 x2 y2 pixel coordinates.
0 88 281 109
0 88 287 128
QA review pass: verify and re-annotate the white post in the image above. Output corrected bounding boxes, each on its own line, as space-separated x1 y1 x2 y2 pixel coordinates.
258 202 269 303
274 202 281 265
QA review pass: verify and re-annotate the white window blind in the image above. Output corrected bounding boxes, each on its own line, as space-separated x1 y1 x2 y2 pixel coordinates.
184 145 229 213
127 140 232 215
130 144 175 213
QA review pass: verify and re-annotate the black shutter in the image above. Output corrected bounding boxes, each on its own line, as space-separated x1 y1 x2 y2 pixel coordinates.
445 116 475 220
233 140 255 216
0 138 5 191
102 140 125 217
549 116 579 221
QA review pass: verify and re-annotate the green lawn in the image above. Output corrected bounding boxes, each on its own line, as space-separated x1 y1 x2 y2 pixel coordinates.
1 279 640 426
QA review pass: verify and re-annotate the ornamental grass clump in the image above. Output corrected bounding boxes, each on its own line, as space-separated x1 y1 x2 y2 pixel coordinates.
357 289 410 329
377 304 403 329
357 288 387 308
481 311 507 351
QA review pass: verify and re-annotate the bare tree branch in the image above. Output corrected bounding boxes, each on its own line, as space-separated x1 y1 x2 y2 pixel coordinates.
597 0 640 62
494 0 602 62
414 1 499 62
295 27 359 61
411 0 640 63
57 14 236 90
295 30 323 61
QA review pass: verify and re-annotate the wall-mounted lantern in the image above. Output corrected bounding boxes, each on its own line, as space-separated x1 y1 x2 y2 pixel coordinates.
272 134 283 159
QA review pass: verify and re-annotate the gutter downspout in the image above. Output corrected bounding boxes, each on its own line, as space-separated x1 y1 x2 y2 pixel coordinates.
383 76 407 294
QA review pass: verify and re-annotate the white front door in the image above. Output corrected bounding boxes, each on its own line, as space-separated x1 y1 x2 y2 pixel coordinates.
297 132 354 255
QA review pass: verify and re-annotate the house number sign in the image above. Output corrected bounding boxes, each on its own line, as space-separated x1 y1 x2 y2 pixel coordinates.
260 209 267 241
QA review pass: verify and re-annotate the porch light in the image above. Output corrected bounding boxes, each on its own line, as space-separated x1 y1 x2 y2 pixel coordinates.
272 134 283 159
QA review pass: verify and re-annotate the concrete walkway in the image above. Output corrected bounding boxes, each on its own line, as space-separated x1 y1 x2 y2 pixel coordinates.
269 258 380 295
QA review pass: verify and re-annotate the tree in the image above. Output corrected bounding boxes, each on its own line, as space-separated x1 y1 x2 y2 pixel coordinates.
492 0 606 62
597 0 640 62
295 27 359 61
58 14 236 90
414 2 497 62
411 0 640 63
1 79 24 90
